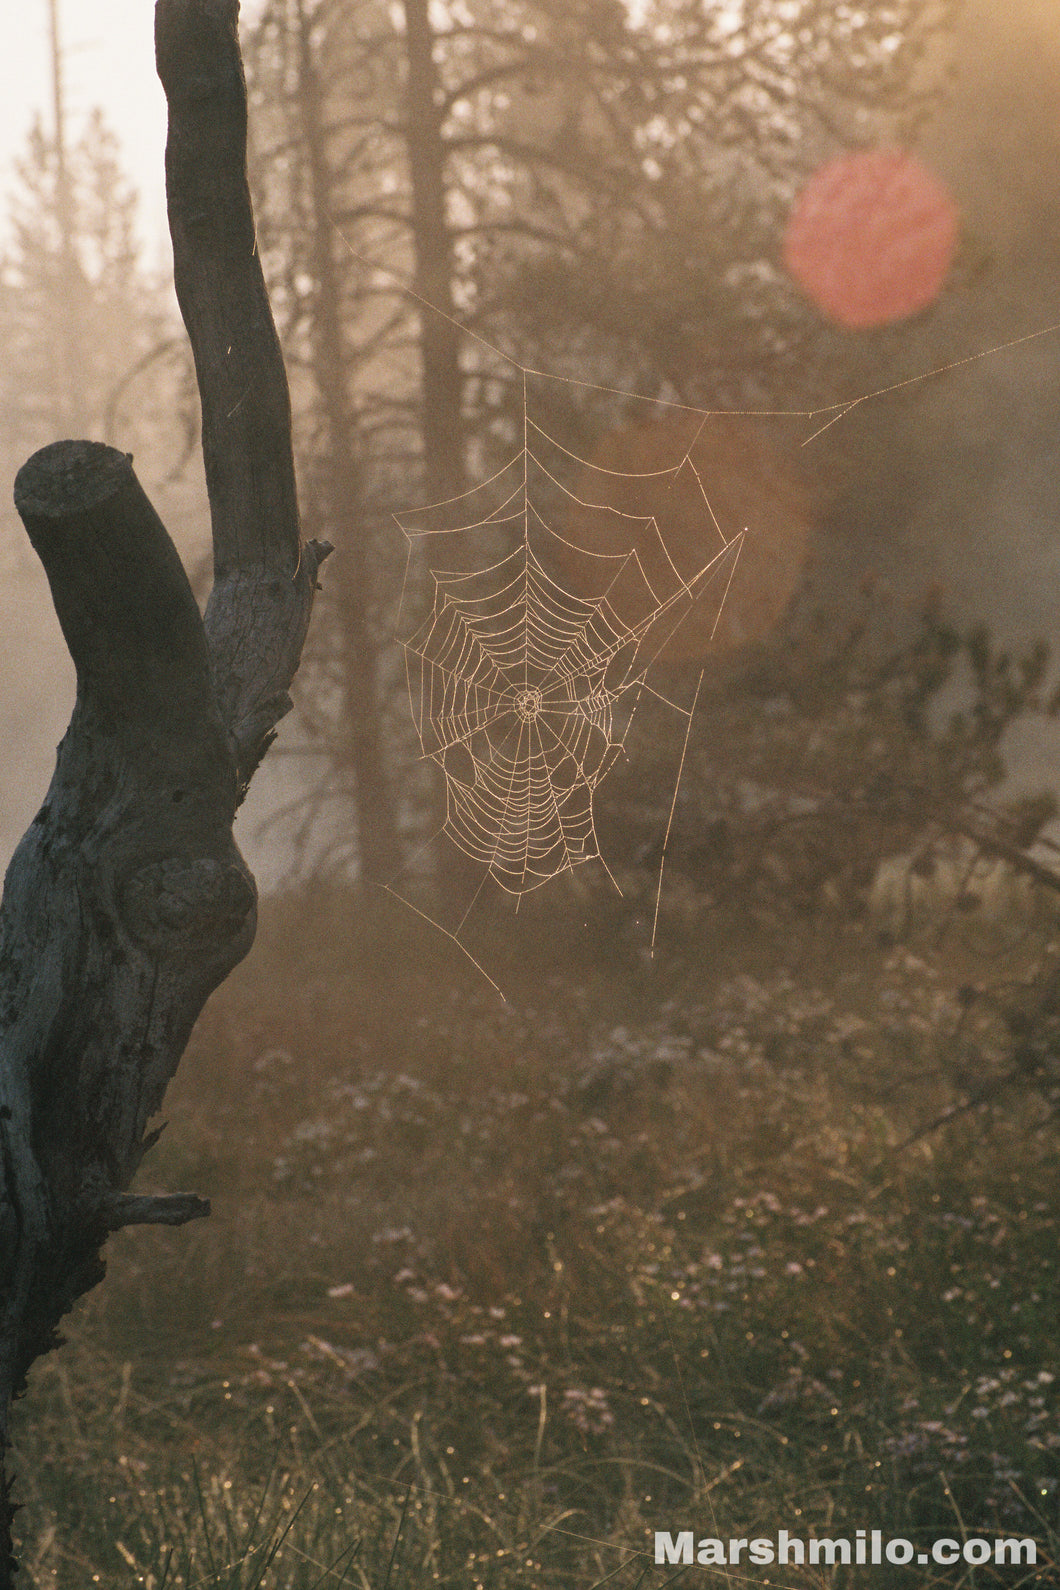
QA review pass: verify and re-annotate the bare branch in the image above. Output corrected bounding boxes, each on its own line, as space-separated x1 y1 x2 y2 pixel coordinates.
156 0 331 791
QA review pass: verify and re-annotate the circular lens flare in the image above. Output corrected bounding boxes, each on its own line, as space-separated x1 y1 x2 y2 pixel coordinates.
785 148 959 330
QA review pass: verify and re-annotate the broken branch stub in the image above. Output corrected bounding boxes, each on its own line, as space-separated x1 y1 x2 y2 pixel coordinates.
0 0 329 1575
1 437 258 1476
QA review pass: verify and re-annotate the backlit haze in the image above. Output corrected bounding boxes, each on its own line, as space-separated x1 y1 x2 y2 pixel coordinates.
2 0 1060 883
2 2 169 257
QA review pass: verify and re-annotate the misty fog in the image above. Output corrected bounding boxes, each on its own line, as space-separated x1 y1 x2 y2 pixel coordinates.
6 1 1060 1579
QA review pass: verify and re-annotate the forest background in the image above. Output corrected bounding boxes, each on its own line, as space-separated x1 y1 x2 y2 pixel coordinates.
3 0 1060 1583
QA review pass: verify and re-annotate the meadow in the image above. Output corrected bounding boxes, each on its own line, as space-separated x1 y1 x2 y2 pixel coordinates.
8 642 1060 1587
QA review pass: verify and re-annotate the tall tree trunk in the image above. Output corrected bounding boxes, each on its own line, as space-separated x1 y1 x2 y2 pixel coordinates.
46 0 85 432
294 0 400 884
402 0 466 505
400 0 472 892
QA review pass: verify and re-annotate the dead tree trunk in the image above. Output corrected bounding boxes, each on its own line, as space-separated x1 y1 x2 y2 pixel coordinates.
0 1 329 1578
402 0 466 507
292 0 401 884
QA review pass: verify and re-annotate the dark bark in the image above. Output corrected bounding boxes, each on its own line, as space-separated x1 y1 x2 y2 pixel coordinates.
0 1 328 1578
157 0 328 792
402 0 466 506
399 0 472 884
293 0 400 883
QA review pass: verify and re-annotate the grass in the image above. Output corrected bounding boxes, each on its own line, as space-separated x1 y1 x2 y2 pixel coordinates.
7 858 1060 1586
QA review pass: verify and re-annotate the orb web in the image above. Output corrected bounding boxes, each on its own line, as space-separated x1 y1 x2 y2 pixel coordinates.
405 544 626 892
388 395 744 990
327 221 1060 999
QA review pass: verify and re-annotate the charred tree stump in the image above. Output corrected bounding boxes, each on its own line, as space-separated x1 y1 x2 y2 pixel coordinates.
0 2 329 1578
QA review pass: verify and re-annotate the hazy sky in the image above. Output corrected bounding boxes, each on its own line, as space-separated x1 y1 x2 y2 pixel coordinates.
1 0 262 263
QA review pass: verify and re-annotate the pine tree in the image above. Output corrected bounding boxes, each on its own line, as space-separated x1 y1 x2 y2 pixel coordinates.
1 111 200 566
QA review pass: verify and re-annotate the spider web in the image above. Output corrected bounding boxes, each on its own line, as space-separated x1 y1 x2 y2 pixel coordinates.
386 382 744 995
325 222 1060 1000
